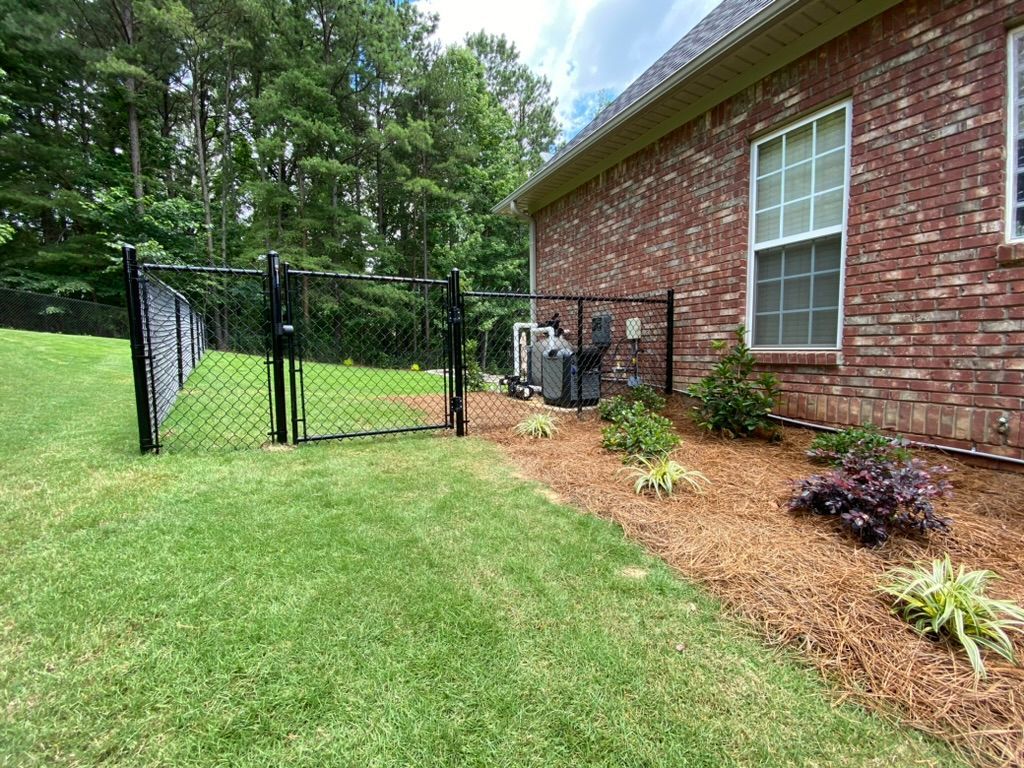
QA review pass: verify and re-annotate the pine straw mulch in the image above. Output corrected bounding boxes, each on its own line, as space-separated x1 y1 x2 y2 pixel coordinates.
475 397 1024 768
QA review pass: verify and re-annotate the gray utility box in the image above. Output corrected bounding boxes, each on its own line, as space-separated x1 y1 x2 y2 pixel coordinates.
541 349 601 407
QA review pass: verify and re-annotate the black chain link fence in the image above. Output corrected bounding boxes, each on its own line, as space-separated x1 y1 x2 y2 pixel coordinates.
461 291 673 432
285 269 451 442
0 287 128 338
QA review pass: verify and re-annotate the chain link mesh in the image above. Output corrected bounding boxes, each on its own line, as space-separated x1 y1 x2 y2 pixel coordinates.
286 270 451 441
461 291 671 433
0 287 127 338
138 265 272 453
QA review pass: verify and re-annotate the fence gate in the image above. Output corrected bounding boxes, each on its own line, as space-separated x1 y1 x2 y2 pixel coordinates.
283 267 456 443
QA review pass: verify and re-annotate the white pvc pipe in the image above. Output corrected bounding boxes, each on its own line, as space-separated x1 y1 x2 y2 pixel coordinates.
512 322 537 378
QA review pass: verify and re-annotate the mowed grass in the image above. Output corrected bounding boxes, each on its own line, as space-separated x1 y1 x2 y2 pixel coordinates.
0 328 964 767
160 349 447 449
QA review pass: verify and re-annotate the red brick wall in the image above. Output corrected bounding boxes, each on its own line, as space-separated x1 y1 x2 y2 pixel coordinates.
534 0 1024 458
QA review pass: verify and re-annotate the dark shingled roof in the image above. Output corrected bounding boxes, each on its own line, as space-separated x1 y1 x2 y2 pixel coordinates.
557 0 774 158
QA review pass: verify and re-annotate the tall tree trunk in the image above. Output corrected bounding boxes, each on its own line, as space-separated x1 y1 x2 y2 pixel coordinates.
220 59 233 268
192 75 223 347
422 195 429 350
119 0 144 215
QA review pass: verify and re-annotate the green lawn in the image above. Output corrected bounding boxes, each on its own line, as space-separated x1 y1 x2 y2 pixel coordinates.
158 349 447 450
0 328 964 767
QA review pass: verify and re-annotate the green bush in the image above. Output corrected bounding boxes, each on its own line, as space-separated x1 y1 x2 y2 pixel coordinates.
601 402 679 460
808 424 911 465
598 384 666 422
464 339 486 392
880 555 1024 679
686 326 779 438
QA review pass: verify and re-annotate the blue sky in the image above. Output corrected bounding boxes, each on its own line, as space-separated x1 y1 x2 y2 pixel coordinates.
421 0 722 141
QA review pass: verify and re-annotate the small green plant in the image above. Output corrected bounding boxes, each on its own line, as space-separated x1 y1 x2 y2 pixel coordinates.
343 357 354 366
514 413 557 439
601 402 679 460
410 363 421 372
686 326 779 438
464 338 486 391
598 385 667 422
628 456 709 498
809 424 911 465
880 556 1024 679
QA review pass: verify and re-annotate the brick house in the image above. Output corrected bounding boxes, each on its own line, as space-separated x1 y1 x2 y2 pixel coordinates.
494 0 1024 461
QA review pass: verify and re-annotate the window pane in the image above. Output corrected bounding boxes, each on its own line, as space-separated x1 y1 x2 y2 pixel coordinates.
783 276 811 310
754 313 780 346
815 238 841 271
757 172 782 209
758 137 783 175
784 244 813 275
784 161 812 202
813 189 844 229
813 271 840 307
758 248 783 279
1016 206 1024 240
755 208 780 243
782 199 811 236
756 280 780 313
816 110 845 152
781 311 810 345
814 149 844 192
811 308 839 345
786 124 813 162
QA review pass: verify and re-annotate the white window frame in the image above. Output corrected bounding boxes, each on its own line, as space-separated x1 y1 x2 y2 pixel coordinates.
745 100 853 351
1007 28 1024 243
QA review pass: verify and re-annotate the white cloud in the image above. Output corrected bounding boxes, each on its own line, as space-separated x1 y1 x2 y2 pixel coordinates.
420 0 721 139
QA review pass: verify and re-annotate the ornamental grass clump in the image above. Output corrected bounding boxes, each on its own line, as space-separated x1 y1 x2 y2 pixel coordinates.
789 453 952 546
514 413 557 439
686 326 779 438
628 456 709 498
808 424 911 466
880 555 1024 679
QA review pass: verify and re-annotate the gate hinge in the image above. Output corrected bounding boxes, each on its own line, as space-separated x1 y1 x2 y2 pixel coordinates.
448 305 462 324
451 396 463 414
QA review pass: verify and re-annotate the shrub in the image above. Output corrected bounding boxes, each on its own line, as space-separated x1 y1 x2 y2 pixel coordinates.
410 363 421 372
464 338 486 392
880 556 1024 679
686 326 779 438
628 456 709 498
601 402 679 460
343 357 354 366
514 413 556 439
808 424 911 465
788 453 952 546
598 385 666 422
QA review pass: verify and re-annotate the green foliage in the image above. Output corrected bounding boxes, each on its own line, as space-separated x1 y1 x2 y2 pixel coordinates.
808 424 912 465
513 413 556 439
598 385 666 422
343 358 354 367
686 326 780 438
601 402 679 460
410 363 421 372
880 556 1024 679
628 457 709 498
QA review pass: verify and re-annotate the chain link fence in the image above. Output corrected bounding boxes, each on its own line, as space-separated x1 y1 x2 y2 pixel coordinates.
0 287 127 338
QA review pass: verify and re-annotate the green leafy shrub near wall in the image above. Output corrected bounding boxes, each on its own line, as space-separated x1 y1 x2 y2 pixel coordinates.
598 384 667 422
601 402 679 461
808 424 911 466
880 556 1024 679
687 326 779 438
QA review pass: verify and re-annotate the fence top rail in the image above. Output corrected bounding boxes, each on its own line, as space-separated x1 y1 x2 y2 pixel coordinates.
287 268 447 287
463 289 670 305
141 263 264 277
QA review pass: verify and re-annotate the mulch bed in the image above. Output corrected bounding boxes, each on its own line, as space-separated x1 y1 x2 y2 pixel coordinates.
477 397 1024 767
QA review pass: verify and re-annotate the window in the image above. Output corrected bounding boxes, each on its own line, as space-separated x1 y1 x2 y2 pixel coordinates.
1009 29 1024 240
749 103 850 348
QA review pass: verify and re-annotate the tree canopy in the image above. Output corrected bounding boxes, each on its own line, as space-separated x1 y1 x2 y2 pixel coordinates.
0 0 558 303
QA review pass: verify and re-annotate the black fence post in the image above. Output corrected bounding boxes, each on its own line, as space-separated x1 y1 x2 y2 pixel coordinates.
282 262 300 445
121 244 155 453
576 297 584 417
665 288 675 394
267 251 289 444
449 268 466 437
174 296 184 388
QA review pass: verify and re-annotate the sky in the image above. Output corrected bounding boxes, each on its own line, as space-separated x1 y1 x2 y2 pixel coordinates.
420 0 722 142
